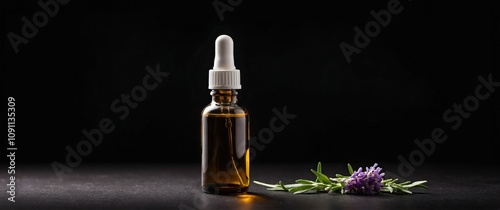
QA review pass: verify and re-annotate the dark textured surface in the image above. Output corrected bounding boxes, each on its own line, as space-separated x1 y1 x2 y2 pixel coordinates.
2 162 500 210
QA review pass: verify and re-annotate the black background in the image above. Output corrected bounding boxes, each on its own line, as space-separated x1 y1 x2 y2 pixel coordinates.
2 0 499 168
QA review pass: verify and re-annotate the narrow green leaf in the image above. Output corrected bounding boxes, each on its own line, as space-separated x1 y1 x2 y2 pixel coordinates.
347 163 354 175
311 169 332 184
296 179 316 184
402 180 428 188
381 186 393 193
328 185 343 193
295 186 318 194
315 162 322 182
289 185 315 194
399 181 411 185
398 188 413 194
253 180 277 188
382 178 394 183
279 181 288 191
282 183 309 188
335 174 349 178
267 187 286 191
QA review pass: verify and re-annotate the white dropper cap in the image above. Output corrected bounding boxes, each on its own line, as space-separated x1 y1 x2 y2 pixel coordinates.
208 35 241 89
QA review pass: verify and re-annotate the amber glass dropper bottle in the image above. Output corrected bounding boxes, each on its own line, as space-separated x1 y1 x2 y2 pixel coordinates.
201 35 250 195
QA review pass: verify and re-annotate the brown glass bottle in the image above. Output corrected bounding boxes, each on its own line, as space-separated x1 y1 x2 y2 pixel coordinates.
201 89 250 194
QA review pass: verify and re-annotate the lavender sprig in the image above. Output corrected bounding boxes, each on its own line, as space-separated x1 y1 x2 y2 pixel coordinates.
253 162 428 195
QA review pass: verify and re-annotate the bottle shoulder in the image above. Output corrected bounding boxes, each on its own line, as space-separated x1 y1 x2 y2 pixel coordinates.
202 104 248 116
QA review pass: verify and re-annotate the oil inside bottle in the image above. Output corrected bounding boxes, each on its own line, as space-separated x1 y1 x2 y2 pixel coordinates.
202 112 249 194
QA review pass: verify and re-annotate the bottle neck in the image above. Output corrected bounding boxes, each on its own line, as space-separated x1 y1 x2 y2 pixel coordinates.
211 89 238 106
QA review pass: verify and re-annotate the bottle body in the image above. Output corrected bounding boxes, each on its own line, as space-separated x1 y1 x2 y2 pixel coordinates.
201 90 250 194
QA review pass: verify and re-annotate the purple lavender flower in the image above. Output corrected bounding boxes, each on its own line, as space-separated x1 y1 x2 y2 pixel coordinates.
344 163 385 195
